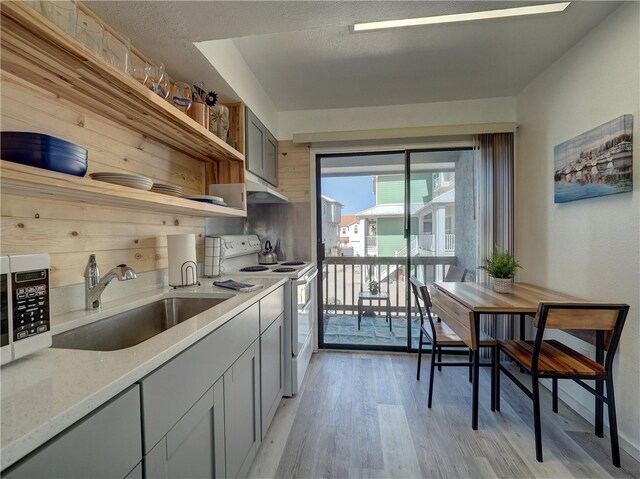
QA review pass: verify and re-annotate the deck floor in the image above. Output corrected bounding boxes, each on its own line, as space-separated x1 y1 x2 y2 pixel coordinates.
323 314 421 348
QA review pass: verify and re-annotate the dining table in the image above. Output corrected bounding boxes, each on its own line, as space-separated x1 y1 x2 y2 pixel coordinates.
429 281 602 432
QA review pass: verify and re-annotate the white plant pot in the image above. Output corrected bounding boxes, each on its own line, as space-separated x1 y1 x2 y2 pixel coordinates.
492 277 513 293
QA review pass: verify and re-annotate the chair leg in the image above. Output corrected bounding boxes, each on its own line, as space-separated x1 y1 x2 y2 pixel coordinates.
552 378 558 413
468 349 473 383
532 375 543 462
428 343 436 408
437 346 442 372
416 328 423 381
490 346 496 412
606 378 621 467
496 348 501 412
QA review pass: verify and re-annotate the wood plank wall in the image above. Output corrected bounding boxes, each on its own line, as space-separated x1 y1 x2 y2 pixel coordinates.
277 141 311 203
1 71 206 288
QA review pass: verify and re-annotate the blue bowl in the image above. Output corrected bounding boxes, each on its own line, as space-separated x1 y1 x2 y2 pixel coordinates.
1 132 88 177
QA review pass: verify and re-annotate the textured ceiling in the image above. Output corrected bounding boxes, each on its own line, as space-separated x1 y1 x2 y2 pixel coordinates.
87 1 620 111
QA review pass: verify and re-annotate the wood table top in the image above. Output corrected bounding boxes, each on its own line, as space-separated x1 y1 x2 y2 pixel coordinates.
432 282 582 313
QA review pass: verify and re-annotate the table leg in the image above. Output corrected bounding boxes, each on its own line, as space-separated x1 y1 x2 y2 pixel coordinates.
472 312 481 430
519 314 526 340
358 298 362 330
388 300 392 332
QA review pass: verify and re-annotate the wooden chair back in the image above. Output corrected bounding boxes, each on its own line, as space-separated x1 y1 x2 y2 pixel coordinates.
533 302 629 366
410 277 437 340
444 265 466 282
430 284 476 350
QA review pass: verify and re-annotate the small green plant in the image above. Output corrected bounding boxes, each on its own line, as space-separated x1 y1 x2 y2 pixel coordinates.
368 280 379 295
478 247 521 279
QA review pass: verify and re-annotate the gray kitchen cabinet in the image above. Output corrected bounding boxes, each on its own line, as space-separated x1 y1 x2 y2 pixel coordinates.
260 313 284 439
140 303 260 455
4 385 141 479
245 107 278 187
260 286 285 334
145 378 225 479
224 341 261 479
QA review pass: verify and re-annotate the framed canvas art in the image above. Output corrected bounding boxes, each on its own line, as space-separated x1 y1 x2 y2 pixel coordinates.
554 115 633 203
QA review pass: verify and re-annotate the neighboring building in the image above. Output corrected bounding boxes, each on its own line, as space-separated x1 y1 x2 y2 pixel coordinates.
354 171 456 258
339 215 365 256
320 195 343 256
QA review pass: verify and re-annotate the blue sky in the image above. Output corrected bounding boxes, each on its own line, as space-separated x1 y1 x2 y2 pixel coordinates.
321 176 375 214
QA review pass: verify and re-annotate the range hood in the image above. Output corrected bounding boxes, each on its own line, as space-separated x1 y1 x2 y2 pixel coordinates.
245 172 289 203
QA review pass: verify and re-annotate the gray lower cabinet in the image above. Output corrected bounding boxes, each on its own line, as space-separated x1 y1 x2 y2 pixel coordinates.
224 341 261 479
145 378 225 479
4 385 141 479
260 313 284 439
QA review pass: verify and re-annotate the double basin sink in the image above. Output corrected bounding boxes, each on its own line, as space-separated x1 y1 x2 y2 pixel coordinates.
52 296 231 351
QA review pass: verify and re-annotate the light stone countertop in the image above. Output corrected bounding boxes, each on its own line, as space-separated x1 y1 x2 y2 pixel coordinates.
0 275 288 471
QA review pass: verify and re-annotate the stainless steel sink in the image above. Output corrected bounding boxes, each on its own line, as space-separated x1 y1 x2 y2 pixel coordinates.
52 297 230 351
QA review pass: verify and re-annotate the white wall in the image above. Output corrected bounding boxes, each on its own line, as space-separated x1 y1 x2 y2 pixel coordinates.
278 96 516 140
516 2 640 459
195 39 279 134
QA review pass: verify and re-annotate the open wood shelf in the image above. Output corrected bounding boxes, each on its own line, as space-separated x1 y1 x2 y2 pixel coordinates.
0 2 245 176
0 161 246 218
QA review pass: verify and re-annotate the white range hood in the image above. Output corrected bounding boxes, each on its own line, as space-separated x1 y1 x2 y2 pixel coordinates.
245 171 288 203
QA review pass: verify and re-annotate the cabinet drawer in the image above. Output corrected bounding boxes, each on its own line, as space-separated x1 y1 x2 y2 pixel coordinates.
5 385 141 479
260 286 285 333
140 302 259 453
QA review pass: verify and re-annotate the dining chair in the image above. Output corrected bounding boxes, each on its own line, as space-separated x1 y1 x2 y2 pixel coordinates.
410 276 497 410
496 302 629 466
443 265 466 282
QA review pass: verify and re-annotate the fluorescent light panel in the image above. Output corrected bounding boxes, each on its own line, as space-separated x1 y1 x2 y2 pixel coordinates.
353 2 571 32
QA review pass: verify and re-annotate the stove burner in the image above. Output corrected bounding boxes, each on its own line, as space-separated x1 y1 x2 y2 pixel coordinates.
273 267 296 273
281 261 305 266
240 266 269 272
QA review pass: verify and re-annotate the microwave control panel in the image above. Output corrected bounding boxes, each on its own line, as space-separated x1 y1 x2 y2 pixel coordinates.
11 269 50 342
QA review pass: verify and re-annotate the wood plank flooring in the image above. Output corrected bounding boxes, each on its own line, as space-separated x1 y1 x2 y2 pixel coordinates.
248 351 640 479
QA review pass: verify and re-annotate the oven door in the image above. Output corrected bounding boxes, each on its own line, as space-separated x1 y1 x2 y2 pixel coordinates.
1 256 12 364
293 268 318 356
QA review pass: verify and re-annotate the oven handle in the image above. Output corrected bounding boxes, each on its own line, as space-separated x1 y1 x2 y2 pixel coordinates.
296 268 318 286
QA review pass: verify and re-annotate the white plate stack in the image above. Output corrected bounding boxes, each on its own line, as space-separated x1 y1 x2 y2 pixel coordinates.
150 182 183 197
204 236 222 277
89 172 153 191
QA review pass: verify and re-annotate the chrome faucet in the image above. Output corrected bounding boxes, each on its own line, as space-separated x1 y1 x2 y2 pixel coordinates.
84 254 137 311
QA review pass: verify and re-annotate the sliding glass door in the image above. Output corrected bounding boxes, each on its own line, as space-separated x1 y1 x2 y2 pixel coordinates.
316 147 474 351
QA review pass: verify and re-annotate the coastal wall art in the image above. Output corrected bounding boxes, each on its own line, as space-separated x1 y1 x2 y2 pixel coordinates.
554 114 633 203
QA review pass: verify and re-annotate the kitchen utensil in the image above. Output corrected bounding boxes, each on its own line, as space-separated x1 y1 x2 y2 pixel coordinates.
89 172 153 190
209 104 229 142
204 91 218 107
1 132 88 176
103 31 130 72
187 102 209 129
192 82 205 103
258 240 278 265
76 9 104 55
170 81 193 112
39 0 77 37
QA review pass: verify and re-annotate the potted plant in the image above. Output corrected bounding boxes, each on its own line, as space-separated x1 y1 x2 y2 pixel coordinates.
478 247 521 293
368 280 380 295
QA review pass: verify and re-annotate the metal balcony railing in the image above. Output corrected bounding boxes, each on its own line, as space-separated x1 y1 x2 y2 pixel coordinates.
322 256 457 316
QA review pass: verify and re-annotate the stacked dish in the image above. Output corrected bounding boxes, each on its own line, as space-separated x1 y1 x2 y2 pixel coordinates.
89 172 153 190
184 194 227 207
150 182 183 197
1 132 88 177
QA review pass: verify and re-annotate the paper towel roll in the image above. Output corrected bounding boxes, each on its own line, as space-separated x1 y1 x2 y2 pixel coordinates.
168 234 197 287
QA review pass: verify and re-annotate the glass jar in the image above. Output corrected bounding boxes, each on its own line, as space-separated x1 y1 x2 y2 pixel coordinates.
209 104 229 142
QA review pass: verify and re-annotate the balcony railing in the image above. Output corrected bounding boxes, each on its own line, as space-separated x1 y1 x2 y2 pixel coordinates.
445 233 455 252
322 256 457 316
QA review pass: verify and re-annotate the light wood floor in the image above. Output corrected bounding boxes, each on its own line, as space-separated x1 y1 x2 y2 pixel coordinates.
248 351 640 479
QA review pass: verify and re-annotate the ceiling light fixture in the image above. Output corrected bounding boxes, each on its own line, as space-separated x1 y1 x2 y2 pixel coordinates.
352 2 571 32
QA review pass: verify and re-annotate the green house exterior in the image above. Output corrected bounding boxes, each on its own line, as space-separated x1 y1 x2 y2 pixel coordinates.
375 173 432 257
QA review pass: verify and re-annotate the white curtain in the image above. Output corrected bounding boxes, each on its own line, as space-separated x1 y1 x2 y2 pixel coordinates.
474 133 515 348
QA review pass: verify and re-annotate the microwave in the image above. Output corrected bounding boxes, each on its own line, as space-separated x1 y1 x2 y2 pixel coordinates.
1 253 52 365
